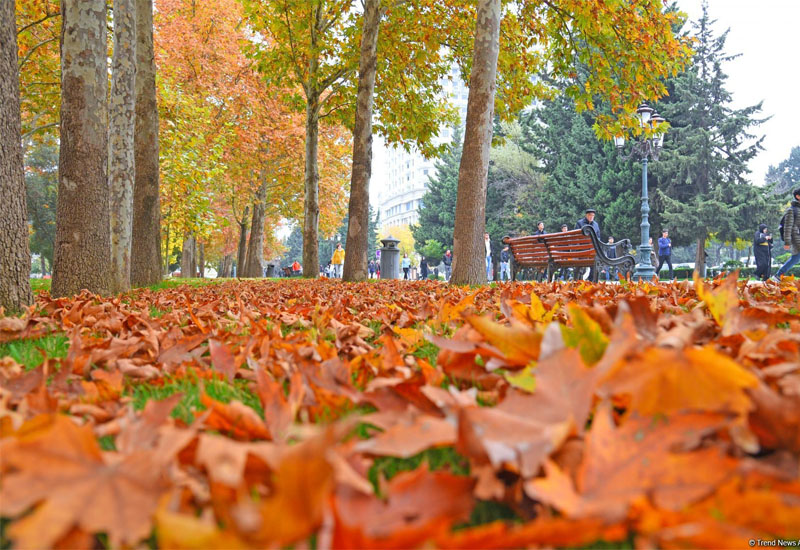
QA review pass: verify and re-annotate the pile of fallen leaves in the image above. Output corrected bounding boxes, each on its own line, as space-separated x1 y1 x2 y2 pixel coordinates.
1 275 799 549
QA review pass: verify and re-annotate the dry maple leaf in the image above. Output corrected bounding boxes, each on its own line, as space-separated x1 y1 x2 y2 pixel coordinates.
600 345 758 417
525 404 737 521
332 467 475 548
0 414 167 548
354 411 456 458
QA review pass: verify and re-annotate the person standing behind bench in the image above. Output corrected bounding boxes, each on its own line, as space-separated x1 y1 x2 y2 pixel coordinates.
656 229 674 279
753 224 773 281
533 221 545 235
500 245 511 281
575 208 600 280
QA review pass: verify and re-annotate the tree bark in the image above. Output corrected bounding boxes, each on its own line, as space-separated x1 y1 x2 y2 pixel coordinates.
302 95 321 279
181 234 196 278
0 0 34 313
695 232 707 278
131 0 162 287
108 0 136 294
343 0 382 282
198 241 205 277
450 0 500 286
220 254 232 278
243 179 268 278
52 0 110 297
237 205 249 277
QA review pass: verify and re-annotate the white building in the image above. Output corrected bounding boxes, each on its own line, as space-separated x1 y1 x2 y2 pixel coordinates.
371 67 469 231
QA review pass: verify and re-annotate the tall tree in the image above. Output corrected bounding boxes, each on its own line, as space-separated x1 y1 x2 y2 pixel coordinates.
451 0 501 285
25 141 59 274
656 4 767 276
243 178 268 277
52 0 110 297
131 0 162 287
109 0 137 293
343 0 382 282
0 0 34 312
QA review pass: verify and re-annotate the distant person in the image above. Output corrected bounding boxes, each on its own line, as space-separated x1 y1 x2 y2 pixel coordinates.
420 256 429 280
443 249 452 281
500 245 511 281
561 224 569 232
575 209 600 279
401 253 411 279
331 243 345 278
484 232 492 280
291 260 301 277
368 260 376 279
533 221 546 235
772 187 800 281
753 224 773 281
648 237 658 270
604 236 617 281
656 229 674 279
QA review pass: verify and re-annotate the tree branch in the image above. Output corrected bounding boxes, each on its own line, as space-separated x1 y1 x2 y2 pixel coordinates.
17 11 60 35
18 36 58 69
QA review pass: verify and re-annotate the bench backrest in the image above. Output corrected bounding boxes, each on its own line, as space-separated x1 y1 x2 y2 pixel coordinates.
506 230 597 267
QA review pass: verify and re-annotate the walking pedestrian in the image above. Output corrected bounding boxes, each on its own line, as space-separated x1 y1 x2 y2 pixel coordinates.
401 253 411 279
443 249 452 281
368 260 376 279
331 243 345 278
656 230 674 279
753 224 773 281
420 256 429 280
772 188 800 281
484 233 493 281
500 245 511 281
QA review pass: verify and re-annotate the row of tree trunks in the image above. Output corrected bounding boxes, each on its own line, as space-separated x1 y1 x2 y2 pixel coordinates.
108 0 137 294
451 0 501 285
0 0 34 313
52 0 111 297
342 0 382 282
131 0 162 287
243 178 268 277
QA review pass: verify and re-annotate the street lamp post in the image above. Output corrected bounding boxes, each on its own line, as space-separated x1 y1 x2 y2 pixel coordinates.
614 103 666 281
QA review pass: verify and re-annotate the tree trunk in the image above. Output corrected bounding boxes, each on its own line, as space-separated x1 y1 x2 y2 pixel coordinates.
163 220 171 274
131 0 162 287
343 0 382 282
450 0 500 286
302 95 321 279
237 205 249 277
243 179 268 278
108 0 136 294
695 232 707 278
181 234 196 278
220 254 232 278
0 0 34 313
198 242 205 277
52 0 110 298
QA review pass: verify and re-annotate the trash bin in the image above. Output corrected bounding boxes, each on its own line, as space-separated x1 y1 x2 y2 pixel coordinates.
379 236 401 280
265 263 276 277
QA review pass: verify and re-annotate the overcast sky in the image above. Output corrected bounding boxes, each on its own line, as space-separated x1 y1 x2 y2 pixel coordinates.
676 0 800 185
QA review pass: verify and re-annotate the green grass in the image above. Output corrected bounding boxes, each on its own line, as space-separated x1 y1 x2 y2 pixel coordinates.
143 277 225 291
411 339 439 364
29 278 51 293
0 333 69 370
148 305 172 318
129 371 262 425
367 446 470 496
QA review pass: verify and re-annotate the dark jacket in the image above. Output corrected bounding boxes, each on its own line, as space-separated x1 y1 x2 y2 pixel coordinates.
500 249 510 262
784 201 800 255
442 253 452 266
533 229 546 236
657 237 671 257
575 217 600 239
754 229 772 262
606 244 617 260
420 258 428 278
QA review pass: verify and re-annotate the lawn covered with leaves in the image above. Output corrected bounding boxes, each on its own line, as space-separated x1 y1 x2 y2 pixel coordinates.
1 276 799 549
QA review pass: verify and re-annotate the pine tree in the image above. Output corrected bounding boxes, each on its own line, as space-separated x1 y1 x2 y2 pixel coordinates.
655 2 769 275
411 125 463 251
765 146 800 194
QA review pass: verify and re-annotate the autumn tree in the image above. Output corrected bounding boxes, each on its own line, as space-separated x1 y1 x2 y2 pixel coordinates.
131 0 162 286
447 0 692 284
0 0 34 312
52 0 110 297
109 0 137 293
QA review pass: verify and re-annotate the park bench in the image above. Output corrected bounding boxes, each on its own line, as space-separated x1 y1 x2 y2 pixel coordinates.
502 227 636 282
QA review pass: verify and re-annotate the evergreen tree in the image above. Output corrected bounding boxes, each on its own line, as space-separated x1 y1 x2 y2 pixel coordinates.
411 125 463 251
765 146 800 194
367 205 380 261
281 225 303 267
520 95 642 242
654 3 770 274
